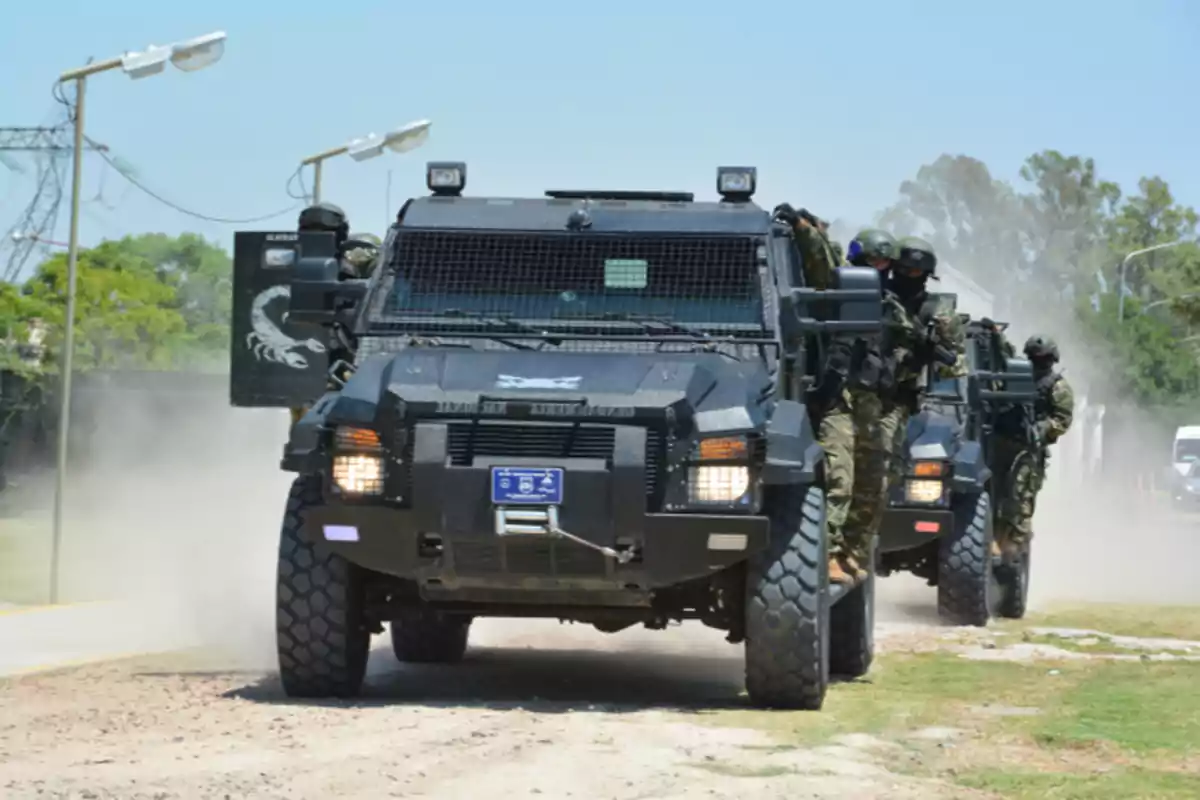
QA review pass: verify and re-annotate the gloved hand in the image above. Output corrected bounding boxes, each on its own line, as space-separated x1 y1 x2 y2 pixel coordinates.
772 203 799 226
813 340 851 414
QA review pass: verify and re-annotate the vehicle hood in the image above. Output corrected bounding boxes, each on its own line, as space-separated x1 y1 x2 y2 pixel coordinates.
904 406 963 461
327 347 772 434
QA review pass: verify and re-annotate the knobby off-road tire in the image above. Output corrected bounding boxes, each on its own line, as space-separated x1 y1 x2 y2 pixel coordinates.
276 477 371 698
829 538 876 678
744 485 830 710
937 490 994 627
996 546 1031 620
390 610 472 663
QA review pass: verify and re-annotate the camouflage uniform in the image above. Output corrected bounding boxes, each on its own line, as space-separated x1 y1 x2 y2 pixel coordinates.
794 222 842 289
341 232 383 278
876 239 968 501
993 336 1075 556
808 227 898 583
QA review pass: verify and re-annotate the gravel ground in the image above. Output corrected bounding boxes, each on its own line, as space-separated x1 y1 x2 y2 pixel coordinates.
0 595 978 800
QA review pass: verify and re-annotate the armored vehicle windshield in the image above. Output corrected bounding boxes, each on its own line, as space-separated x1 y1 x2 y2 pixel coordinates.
358 196 774 356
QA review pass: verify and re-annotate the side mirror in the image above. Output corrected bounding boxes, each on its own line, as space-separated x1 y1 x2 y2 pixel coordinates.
286 231 368 326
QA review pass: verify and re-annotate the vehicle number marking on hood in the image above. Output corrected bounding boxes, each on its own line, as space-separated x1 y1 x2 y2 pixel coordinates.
495 375 583 390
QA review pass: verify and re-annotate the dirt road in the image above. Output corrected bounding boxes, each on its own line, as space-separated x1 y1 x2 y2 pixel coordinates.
0 578 982 800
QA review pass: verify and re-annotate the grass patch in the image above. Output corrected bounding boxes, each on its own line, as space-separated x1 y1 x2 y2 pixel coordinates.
957 767 1200 799
688 760 794 779
1033 660 1200 753
0 516 51 605
698 653 1065 744
697 650 1200 797
1019 604 1200 641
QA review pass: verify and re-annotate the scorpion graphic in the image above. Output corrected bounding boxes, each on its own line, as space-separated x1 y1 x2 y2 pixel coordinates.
245 284 326 370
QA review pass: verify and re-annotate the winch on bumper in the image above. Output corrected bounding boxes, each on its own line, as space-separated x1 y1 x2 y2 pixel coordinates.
293 419 770 602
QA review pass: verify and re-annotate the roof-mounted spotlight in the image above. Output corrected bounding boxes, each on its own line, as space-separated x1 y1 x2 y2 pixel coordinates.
427 161 466 197
716 166 757 203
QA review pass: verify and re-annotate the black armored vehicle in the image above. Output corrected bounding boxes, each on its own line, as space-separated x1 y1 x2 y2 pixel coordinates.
229 164 885 709
876 309 1038 626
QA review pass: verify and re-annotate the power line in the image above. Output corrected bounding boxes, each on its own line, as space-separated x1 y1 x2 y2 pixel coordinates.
91 142 302 224
50 78 304 225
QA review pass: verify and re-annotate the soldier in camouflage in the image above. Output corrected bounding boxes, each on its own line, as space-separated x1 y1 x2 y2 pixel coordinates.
868 236 969 537
811 227 912 585
992 335 1075 561
341 232 383 279
773 203 843 288
803 226 899 584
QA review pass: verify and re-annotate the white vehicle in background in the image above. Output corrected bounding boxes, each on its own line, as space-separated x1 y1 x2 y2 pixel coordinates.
1170 426 1200 508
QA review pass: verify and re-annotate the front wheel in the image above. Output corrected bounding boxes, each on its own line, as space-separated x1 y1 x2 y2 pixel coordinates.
937 491 994 627
829 538 875 678
276 477 371 698
744 485 830 710
996 543 1031 620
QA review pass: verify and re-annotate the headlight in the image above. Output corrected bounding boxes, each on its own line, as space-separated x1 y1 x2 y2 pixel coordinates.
688 466 751 504
694 436 749 461
332 454 384 496
912 460 945 477
331 426 384 495
426 161 467 194
904 479 943 504
335 426 382 452
716 166 757 200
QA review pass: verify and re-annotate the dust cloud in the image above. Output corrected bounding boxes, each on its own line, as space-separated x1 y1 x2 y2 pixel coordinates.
1004 307 1200 608
41 383 291 667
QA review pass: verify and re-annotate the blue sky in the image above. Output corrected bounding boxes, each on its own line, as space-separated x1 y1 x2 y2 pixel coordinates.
1 0 1197 273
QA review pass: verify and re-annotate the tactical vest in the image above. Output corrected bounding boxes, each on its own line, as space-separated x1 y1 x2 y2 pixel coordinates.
877 290 930 398
847 336 889 391
1034 370 1061 420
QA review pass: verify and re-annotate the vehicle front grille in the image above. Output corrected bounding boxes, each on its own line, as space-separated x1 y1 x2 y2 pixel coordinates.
446 421 665 502
451 539 608 577
446 422 615 465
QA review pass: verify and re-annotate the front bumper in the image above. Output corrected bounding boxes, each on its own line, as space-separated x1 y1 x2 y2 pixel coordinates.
301 421 769 599
878 507 954 553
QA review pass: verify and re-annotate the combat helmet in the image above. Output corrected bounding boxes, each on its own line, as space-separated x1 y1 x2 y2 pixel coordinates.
346 232 382 249
894 236 938 277
846 228 898 267
298 202 349 238
1023 334 1060 364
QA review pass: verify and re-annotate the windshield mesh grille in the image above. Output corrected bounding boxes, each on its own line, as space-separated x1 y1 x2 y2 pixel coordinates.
372 230 764 331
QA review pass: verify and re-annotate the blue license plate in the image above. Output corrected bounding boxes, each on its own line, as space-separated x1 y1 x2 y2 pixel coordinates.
491 467 564 505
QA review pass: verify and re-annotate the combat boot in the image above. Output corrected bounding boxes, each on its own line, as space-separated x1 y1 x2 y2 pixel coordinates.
998 539 1024 566
829 557 856 586
843 552 870 582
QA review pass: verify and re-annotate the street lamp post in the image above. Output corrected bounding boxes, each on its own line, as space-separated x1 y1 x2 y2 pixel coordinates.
299 119 432 203
289 121 431 428
11 231 69 248
1117 240 1191 323
49 31 227 604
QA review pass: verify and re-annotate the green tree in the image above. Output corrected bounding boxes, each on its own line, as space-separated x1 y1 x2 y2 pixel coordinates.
879 150 1200 410
14 233 233 372
1018 150 1121 292
875 153 1029 306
